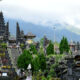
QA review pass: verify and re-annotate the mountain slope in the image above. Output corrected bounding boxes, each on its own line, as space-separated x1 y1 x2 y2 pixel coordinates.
5 18 80 42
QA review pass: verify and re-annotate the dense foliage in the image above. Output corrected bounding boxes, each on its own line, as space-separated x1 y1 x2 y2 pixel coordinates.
38 53 46 71
46 41 54 55
32 56 40 72
17 50 32 70
17 50 46 72
17 36 69 79
30 44 37 54
59 37 70 54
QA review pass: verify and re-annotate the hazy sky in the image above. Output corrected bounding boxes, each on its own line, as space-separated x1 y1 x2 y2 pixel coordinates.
0 0 80 29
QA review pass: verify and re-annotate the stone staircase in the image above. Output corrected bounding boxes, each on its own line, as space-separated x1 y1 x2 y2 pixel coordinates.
8 48 21 71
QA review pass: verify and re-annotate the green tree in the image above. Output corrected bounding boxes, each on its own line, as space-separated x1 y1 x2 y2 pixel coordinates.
59 37 70 54
59 37 64 54
32 56 40 72
30 44 37 54
46 41 54 55
17 50 32 70
38 53 46 71
64 37 70 52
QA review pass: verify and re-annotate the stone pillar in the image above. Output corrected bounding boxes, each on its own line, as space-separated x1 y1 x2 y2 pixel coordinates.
67 58 74 80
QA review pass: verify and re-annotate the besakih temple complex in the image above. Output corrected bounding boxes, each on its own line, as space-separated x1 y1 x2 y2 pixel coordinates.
0 12 9 42
0 12 50 51
2 11 80 80
0 12 36 45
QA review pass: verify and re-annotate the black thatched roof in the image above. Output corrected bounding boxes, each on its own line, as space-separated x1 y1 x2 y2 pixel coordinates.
24 32 36 39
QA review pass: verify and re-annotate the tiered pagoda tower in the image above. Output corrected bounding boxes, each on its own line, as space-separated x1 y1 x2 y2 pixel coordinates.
16 22 21 43
16 22 24 44
0 12 5 36
0 12 9 41
4 22 9 41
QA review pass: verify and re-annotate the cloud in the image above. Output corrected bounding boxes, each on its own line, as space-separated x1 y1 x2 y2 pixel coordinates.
0 0 80 31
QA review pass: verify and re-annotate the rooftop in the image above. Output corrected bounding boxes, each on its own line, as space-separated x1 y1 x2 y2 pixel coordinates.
24 32 36 39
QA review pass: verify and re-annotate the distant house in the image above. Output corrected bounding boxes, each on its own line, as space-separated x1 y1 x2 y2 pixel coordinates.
69 41 80 52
